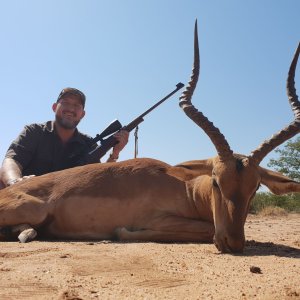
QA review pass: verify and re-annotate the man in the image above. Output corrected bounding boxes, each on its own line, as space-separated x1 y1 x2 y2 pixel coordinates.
0 88 129 189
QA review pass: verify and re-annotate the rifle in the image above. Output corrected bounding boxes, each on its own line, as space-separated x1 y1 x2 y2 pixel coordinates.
69 82 184 165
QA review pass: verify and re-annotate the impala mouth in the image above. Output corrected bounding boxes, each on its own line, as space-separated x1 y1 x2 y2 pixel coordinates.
214 235 245 253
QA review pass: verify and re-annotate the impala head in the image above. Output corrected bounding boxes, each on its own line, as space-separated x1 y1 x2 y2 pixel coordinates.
180 20 300 253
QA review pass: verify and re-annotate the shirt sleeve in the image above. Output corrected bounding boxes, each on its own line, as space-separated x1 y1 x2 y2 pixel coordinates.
5 124 41 169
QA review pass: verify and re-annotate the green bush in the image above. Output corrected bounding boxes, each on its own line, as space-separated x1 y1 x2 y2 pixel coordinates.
250 192 300 214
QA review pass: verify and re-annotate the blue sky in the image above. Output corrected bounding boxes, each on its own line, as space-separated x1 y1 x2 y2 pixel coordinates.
0 0 299 168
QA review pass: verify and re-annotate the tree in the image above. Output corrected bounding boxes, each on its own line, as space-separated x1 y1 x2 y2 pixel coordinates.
268 136 300 181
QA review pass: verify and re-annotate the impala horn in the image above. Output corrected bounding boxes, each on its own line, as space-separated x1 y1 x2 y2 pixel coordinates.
250 42 300 165
179 20 233 161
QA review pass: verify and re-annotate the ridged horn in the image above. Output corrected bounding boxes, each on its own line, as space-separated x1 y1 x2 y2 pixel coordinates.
250 42 300 165
179 20 233 161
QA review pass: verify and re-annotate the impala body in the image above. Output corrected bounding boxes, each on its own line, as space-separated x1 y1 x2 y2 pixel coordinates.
0 22 299 252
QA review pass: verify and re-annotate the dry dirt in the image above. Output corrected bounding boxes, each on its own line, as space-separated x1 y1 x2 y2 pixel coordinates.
0 214 299 300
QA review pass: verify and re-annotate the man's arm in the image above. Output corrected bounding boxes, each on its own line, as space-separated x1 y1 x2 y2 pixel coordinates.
1 158 23 187
1 158 35 187
1 124 41 187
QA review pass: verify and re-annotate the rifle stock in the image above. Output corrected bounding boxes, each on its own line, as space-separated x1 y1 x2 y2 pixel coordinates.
88 116 145 159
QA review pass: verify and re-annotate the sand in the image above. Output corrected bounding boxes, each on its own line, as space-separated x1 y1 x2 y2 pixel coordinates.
0 213 299 300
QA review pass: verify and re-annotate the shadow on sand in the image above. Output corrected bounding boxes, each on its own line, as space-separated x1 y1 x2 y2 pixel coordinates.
240 240 300 258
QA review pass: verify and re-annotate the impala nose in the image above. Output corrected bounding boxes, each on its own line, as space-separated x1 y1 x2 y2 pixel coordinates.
214 235 245 253
226 236 245 253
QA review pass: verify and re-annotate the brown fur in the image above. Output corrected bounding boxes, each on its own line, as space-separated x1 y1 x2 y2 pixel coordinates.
0 157 299 253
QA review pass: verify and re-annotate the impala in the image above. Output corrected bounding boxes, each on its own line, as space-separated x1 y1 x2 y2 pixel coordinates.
0 22 299 252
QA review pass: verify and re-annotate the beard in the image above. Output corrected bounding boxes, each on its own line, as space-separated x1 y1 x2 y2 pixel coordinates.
55 115 80 130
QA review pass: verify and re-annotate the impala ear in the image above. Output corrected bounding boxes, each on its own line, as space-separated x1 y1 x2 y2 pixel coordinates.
259 166 300 195
168 159 213 181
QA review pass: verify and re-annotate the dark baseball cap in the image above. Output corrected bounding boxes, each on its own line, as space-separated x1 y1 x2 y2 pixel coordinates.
57 87 86 107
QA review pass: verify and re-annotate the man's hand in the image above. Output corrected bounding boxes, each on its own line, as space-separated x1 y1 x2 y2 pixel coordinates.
113 130 129 153
7 175 35 186
106 130 129 162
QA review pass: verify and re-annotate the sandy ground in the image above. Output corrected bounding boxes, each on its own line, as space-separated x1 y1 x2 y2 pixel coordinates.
0 214 299 300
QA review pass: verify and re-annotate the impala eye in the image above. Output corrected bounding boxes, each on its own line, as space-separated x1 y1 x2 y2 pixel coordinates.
212 178 219 188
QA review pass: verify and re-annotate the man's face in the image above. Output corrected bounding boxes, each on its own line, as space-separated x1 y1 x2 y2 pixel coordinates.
52 94 85 130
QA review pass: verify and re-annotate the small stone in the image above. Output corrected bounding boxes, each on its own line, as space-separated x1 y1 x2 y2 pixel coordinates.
250 266 262 274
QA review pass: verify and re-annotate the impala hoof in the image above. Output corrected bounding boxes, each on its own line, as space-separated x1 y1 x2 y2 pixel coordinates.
18 228 37 243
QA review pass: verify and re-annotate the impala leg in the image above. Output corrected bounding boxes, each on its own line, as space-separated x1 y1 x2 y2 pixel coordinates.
11 224 38 243
116 217 214 242
0 224 38 242
116 228 213 242
0 196 49 242
0 197 49 226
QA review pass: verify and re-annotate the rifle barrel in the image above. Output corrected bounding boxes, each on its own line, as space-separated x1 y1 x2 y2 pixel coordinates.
85 82 185 161
138 82 184 119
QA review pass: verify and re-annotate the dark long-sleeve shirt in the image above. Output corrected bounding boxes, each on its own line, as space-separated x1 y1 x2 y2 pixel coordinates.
5 121 99 176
